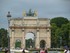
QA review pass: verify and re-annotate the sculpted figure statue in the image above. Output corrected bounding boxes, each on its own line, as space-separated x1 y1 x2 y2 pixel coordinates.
34 10 37 16
23 10 26 16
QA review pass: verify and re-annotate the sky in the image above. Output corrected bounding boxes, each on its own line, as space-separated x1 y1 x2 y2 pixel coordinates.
0 0 70 29
25 33 34 40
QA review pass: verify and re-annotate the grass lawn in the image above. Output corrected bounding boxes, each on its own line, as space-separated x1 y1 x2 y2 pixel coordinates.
60 51 64 53
0 52 4 53
15 51 32 53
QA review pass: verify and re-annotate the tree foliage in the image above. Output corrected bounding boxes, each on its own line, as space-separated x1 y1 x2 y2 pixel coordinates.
0 28 8 48
51 23 58 48
15 41 21 48
25 38 34 48
51 17 70 48
61 22 70 47
50 17 69 27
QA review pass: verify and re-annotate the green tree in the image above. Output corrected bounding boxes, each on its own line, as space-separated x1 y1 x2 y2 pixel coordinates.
55 28 63 48
50 17 69 27
61 22 70 47
26 38 34 48
15 40 21 48
51 23 58 48
50 17 69 48
0 28 8 47
67 22 70 47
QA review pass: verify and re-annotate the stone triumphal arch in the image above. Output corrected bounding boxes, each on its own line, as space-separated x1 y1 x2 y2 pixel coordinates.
7 10 51 49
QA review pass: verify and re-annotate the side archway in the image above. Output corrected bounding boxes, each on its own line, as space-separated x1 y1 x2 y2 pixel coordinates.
15 39 21 49
40 40 46 48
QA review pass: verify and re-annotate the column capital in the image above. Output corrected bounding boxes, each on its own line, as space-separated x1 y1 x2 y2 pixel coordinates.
12 29 15 32
37 28 39 32
22 28 24 32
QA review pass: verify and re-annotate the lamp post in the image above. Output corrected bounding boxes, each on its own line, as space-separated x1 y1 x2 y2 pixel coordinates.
7 11 11 53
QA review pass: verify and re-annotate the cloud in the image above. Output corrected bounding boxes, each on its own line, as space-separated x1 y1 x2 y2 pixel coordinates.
0 0 70 29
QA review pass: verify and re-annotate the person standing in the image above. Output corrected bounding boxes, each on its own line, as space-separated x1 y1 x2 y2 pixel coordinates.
64 46 69 53
45 48 48 53
40 49 45 53
22 49 25 53
64 49 69 53
5 48 8 53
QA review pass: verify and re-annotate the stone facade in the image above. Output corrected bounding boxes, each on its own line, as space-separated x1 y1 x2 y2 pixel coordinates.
8 11 51 49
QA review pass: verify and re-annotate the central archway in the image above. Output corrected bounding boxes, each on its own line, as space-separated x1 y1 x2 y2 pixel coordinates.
25 33 35 48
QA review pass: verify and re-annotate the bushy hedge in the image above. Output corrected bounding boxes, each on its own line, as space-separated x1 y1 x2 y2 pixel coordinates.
29 48 64 51
47 48 64 51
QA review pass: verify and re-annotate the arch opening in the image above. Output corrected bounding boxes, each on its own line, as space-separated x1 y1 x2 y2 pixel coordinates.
25 32 35 48
15 39 21 49
40 40 46 48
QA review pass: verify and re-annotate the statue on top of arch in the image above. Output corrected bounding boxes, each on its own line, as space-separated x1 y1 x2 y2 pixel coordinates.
23 9 38 17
